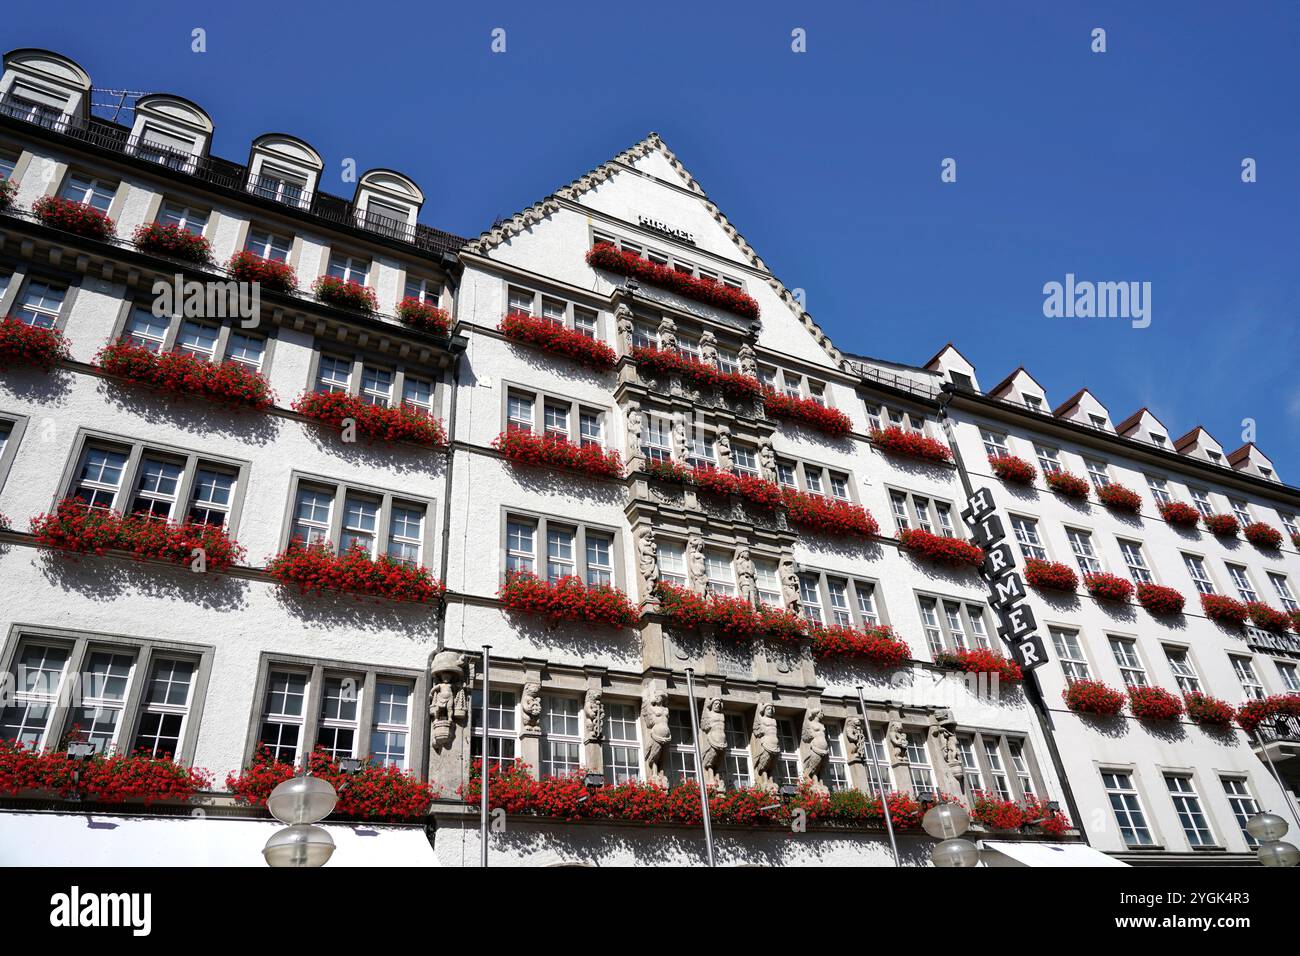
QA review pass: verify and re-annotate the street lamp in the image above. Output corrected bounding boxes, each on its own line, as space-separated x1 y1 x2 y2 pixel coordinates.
923 802 980 867
262 775 339 868
1246 812 1300 868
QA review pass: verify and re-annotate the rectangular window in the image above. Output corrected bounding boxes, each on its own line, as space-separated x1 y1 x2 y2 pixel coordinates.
1085 458 1111 488
1227 565 1258 603
1011 515 1046 561
573 306 597 339
641 415 671 462
1103 770 1155 847
1190 488 1214 517
327 254 369 286
60 173 115 211
755 560 781 607
72 444 129 510
1231 656 1265 700
290 480 426 564
69 650 134 753
157 201 208 236
1034 444 1063 475
585 532 613 586
1277 661 1300 693
131 455 185 519
507 286 534 316
316 354 352 394
245 228 292 262
340 495 380 556
541 696 582 777
315 674 361 760
1268 573 1298 613
958 737 982 793
251 168 307 206
855 582 880 626
724 713 752 788
258 670 309 764
1229 498 1252 526
705 550 735 596
1008 740 1034 797
1221 777 1261 847
800 574 824 624
1183 554 1215 595
402 375 433 415
507 392 534 432
777 719 801 785
1050 626 1091 683
1067 528 1102 574
658 540 686 587
666 709 698 786
825 723 848 791
1164 646 1201 694
980 429 1009 458
0 644 69 748
387 504 423 567
471 689 517 769
920 597 944 657
360 365 394 407
370 681 412 768
546 526 576 582
1118 539 1153 584
906 732 934 794
1165 775 1215 847
579 410 602 448
226 332 266 370
1146 476 1172 507
983 739 1011 799
13 279 66 328
827 579 853 627
132 658 196 758
603 703 641 783
1109 636 1148 688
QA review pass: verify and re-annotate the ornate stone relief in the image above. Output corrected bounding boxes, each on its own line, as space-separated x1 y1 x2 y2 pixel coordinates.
520 680 542 737
583 688 605 744
641 688 672 783
929 707 963 795
428 650 469 752
699 696 728 782
750 701 780 784
800 704 829 783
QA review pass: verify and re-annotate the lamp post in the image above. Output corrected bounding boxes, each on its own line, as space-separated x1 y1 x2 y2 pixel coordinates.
1246 812 1300 867
683 667 716 867
923 801 980 867
262 774 339 867
855 687 900 867
479 645 491 868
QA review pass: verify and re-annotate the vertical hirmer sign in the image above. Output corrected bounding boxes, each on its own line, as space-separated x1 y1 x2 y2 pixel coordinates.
961 486 1049 671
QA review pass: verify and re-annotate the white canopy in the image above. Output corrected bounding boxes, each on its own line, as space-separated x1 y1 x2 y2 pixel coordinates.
979 840 1129 867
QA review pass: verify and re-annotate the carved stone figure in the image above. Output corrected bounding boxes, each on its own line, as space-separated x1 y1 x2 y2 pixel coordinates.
699 330 719 367
751 703 781 781
614 302 635 353
779 556 801 612
687 535 708 594
520 680 542 736
428 650 469 752
636 527 659 590
735 547 756 603
699 697 728 777
583 689 605 744
929 708 963 794
738 343 758 378
844 717 868 765
672 413 688 459
657 316 678 352
801 706 829 780
758 437 778 483
715 424 732 473
625 403 643 459
886 718 909 766
641 689 672 780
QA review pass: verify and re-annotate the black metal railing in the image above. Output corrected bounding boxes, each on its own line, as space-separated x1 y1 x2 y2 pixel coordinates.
1257 714 1300 746
850 362 943 401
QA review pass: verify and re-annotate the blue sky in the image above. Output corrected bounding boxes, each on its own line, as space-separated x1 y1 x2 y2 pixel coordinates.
9 1 1299 477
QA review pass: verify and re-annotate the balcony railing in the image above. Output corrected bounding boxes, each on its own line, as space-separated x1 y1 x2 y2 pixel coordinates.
1256 714 1300 746
0 97 465 256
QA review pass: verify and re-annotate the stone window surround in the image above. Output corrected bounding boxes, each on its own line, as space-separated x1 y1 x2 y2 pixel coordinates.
1006 510 1052 562
626 307 750 361
0 410 29 493
52 426 253 532
0 622 214 766
241 650 427 771
590 226 747 292
1154 765 1225 851
960 728 1046 804
504 278 604 340
40 162 129 225
304 341 444 409
276 470 437 561
1097 762 1166 850
862 398 931 437
107 293 280 373
0 263 86 333
774 454 858 503
497 506 626 591
886 486 960 537
797 566 889 630
500 380 611 444
915 591 995 655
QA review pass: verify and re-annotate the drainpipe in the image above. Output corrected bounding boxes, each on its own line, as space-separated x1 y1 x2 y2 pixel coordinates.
435 252 465 653
934 383 1089 843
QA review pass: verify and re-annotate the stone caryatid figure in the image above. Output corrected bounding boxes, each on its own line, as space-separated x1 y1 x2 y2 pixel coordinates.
699 697 728 778
657 316 678 352
930 708 963 795
758 437 778 483
801 706 830 781
751 702 781 782
614 302 635 354
735 547 756 603
672 413 689 460
687 535 708 595
715 424 733 473
844 717 868 765
636 527 660 591
583 688 605 744
641 689 672 781
779 556 801 613
699 330 719 367
625 403 643 460
520 680 542 737
428 650 469 752
738 343 758 378
886 718 909 767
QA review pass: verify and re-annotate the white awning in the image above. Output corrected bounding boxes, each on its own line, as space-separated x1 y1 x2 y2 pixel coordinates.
978 840 1129 867
0 812 437 867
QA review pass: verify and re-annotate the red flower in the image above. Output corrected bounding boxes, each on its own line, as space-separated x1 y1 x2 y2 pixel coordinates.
1127 686 1184 722
783 488 879 538
267 540 444 603
1201 593 1249 627
1023 558 1079 593
499 571 637 629
499 311 616 371
1202 513 1239 537
970 791 1026 830
898 528 984 568
1236 693 1300 733
705 593 763 642
716 371 763 401
492 429 623 480
1083 571 1134 603
227 747 435 820
756 604 807 644
1095 483 1143 513
1136 583 1185 616
0 176 15 211
643 458 691 483
396 297 451 335
655 581 710 630
809 623 912 666
294 390 448 448
32 195 115 240
1183 691 1236 728
132 221 212 264
689 463 740 497
869 426 952 463
1247 601 1290 633
1062 679 1126 717
1044 471 1090 500
0 317 70 372
766 389 853 438
1021 795 1073 835
585 243 760 319
98 341 276 411
988 454 1036 485
933 648 1023 684
0 740 210 805
312 275 378 312
227 251 298 293
732 473 784 511
1243 522 1283 550
1159 501 1201 527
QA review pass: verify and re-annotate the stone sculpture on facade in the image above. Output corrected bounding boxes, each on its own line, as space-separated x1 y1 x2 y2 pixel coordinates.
614 302 635 354
929 708 963 795
583 688 605 744
800 705 830 781
739 342 758 378
672 413 688 460
636 527 660 592
641 689 672 782
699 697 728 780
657 316 678 352
751 702 781 783
758 437 778 483
428 650 469 753
687 535 708 594
715 424 732 473
625 402 643 461
735 547 756 602
699 329 719 367
886 718 909 766
844 716 868 765
779 556 801 612
520 680 542 737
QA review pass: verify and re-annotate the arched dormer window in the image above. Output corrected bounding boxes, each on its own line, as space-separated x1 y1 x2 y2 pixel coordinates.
354 169 423 241
246 134 323 211
0 48 92 129
128 94 213 173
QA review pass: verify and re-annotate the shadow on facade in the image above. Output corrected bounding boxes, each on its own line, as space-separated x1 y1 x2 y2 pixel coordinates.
35 551 252 611
95 380 281 446
295 422 447 477
270 586 439 639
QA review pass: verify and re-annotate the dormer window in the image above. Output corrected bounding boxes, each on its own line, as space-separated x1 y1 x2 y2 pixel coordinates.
1150 432 1167 447
361 198 409 234
158 201 208 236
1023 394 1043 411
137 125 198 171
4 82 66 128
1089 414 1107 429
251 166 308 208
1207 450 1223 463
1259 467 1273 479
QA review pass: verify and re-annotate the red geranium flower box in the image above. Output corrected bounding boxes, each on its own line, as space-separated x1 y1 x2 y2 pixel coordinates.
0 317 70 372
1063 679 1126 717
1202 513 1239 537
898 528 984 568
1095 483 1143 513
1083 571 1135 603
766 390 853 438
706 593 763 642
132 221 211 264
32 195 115 241
98 341 275 411
733 473 784 511
1247 601 1290 633
1159 501 1201 527
988 454 1036 485
395 297 451 335
1136 583 1185 616
1044 471 1090 500
1243 522 1284 550
0 177 15 211
0 740 210 804
782 489 879 538
1023 558 1079 594
934 647 1023 684
1290 609 1300 635
644 458 690 483
1236 693 1300 733
1201 593 1249 627
227 250 298 293
31 497 246 571
499 570 637 629
809 623 912 667
294 390 447 448
689 463 740 497
1183 691 1236 728
268 541 443 603
227 747 435 820
1292 531 1300 550
1127 686 1184 722
756 604 807 644
631 345 722 393
1021 795 1073 836
971 791 1026 830
585 242 761 319
493 429 623 480
312 275 378 312
870 426 952 463
499 311 616 371
717 371 763 401
655 581 710 630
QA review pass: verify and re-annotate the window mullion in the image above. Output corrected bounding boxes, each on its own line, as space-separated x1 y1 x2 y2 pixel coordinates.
376 493 394 562
302 663 326 762
328 485 346 551
117 444 146 514
50 637 92 749
357 671 378 760
119 644 153 753
213 324 233 364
